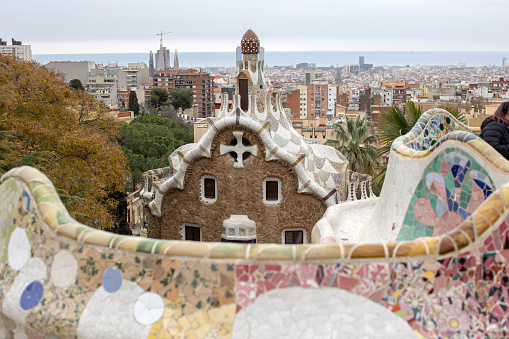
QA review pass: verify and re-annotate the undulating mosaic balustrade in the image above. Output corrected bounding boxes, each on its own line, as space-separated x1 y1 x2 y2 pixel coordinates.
357 108 509 243
2 109 509 337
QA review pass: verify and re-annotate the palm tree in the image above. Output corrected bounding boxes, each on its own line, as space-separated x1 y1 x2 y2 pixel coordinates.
374 101 467 187
325 115 380 175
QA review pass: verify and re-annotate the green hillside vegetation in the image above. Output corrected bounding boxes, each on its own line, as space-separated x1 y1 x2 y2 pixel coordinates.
120 115 193 191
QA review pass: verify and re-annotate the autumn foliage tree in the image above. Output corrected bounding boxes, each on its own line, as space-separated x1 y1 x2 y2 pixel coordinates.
0 54 128 229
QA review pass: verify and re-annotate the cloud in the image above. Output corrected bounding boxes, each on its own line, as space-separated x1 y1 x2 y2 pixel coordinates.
3 0 509 53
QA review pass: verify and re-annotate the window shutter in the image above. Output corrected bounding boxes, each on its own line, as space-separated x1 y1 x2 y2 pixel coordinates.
265 181 279 201
204 178 215 199
185 225 201 241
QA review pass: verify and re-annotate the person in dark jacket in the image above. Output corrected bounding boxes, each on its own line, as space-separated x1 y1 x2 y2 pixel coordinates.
480 101 509 160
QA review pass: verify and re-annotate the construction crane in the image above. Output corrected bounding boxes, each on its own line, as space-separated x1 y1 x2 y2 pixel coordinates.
157 31 172 47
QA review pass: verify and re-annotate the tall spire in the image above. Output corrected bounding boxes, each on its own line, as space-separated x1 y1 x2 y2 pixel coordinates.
149 51 155 77
174 49 179 71
236 30 267 112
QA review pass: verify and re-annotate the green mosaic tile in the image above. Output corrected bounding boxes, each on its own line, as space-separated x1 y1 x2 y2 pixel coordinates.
135 238 158 253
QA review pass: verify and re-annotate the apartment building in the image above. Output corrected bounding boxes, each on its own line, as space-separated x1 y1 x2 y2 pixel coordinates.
87 66 119 107
283 89 300 118
152 69 214 118
297 85 308 119
307 82 329 118
305 68 322 85
491 78 509 93
117 63 150 90
45 61 149 108
327 86 337 114
45 61 96 86
381 82 407 105
337 93 348 108
0 39 32 61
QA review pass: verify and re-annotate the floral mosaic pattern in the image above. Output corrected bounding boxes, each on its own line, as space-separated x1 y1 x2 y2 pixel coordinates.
398 148 494 241
235 221 509 338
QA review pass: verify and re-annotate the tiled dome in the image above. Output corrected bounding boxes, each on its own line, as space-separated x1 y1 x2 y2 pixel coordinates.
241 29 260 55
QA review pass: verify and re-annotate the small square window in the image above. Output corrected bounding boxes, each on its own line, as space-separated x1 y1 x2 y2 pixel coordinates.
285 230 304 244
185 225 201 241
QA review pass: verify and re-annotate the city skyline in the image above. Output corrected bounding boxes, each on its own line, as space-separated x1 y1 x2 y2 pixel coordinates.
2 0 508 54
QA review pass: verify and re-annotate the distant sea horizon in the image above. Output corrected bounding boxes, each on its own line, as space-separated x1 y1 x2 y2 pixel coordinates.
33 51 509 68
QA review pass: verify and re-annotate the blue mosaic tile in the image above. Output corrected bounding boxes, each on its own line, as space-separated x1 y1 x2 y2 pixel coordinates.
102 267 123 293
20 281 43 310
397 148 495 241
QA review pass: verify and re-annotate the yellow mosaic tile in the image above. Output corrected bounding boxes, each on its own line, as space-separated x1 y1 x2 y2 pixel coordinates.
178 316 191 331
164 242 212 257
115 236 142 251
194 324 212 338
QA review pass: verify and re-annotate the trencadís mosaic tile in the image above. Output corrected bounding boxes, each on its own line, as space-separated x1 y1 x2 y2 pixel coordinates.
398 148 495 241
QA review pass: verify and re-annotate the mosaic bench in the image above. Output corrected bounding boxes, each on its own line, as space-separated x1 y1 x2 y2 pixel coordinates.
318 109 509 245
1 162 509 338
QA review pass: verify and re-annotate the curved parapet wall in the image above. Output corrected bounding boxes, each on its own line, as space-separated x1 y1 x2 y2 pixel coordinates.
2 165 509 337
362 109 509 243
391 108 508 170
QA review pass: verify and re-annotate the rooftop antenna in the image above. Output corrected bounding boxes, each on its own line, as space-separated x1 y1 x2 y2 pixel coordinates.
157 31 172 48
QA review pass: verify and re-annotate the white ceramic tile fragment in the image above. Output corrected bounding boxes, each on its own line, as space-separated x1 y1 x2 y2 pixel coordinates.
133 292 165 325
8 227 31 270
77 281 151 339
232 287 416 339
51 250 78 288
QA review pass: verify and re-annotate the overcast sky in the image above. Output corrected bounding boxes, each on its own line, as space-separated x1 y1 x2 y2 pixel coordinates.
2 0 508 54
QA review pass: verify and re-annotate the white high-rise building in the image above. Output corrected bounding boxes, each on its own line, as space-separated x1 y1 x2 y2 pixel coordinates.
0 39 32 61
236 46 242 63
297 85 307 119
327 86 337 114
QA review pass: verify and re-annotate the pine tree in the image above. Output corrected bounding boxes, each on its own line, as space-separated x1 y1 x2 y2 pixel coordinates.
128 90 140 116
169 88 194 114
69 78 84 91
